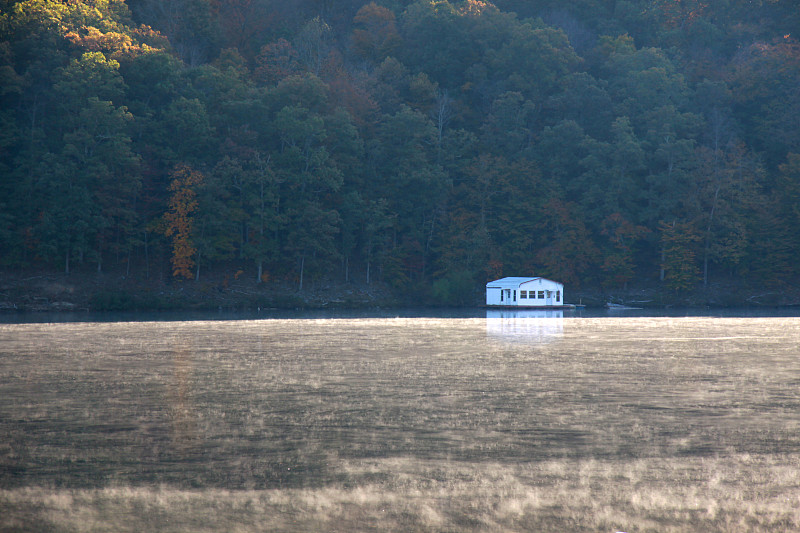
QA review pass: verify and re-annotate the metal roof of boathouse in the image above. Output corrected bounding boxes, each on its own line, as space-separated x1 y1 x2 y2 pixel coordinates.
486 277 561 287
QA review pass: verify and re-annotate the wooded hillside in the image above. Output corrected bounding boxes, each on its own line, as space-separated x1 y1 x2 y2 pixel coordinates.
2 0 799 304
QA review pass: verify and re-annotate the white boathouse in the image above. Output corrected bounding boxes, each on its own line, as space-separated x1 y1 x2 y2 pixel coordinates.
485 277 564 307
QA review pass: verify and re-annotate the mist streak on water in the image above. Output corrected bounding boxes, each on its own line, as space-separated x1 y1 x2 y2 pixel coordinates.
2 316 800 531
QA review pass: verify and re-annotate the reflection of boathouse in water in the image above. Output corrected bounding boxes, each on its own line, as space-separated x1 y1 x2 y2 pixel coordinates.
486 309 564 344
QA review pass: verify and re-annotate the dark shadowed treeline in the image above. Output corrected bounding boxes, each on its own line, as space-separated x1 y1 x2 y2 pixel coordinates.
1 0 799 301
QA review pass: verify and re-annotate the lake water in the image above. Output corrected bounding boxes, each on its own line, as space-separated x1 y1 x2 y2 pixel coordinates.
2 311 800 531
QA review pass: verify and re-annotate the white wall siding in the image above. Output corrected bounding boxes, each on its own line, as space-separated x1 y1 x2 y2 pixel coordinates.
486 287 503 306
485 277 564 307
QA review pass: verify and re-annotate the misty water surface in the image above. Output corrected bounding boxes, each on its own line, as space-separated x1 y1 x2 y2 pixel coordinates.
2 314 800 531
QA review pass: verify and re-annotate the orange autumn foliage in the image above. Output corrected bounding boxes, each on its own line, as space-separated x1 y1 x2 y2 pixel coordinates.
352 3 401 62
163 165 203 279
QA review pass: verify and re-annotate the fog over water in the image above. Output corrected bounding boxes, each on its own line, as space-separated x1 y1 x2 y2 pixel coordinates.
2 313 800 531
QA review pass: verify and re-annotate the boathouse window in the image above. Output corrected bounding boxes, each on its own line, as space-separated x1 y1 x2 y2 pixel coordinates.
500 290 503 302
520 290 527 298
556 291 561 302
538 291 544 299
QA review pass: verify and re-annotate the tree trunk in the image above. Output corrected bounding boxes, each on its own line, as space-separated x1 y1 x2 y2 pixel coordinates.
299 254 305 291
660 219 674 282
703 185 720 288
144 231 150 280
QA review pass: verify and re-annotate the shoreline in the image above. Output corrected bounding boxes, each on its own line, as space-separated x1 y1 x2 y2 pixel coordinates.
2 269 800 314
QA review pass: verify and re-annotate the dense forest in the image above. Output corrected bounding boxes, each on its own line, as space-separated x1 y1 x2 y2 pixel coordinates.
2 0 800 305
